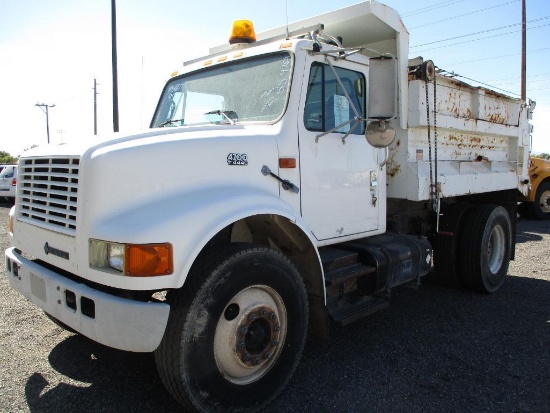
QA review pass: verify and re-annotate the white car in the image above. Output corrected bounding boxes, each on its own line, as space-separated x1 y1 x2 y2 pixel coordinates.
0 165 17 199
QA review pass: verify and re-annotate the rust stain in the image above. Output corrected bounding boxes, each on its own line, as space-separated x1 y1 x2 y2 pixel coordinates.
486 112 507 124
387 163 401 178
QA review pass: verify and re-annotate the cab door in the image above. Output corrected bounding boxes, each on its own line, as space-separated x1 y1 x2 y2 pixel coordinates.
298 57 382 241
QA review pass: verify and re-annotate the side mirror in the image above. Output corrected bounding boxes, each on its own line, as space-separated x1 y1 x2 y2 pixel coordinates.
368 57 397 120
365 120 395 148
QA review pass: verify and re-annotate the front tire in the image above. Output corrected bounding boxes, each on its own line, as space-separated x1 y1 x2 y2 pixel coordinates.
155 244 308 413
460 205 512 293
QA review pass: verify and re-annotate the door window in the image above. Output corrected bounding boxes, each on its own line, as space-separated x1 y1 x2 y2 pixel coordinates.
303 62 365 135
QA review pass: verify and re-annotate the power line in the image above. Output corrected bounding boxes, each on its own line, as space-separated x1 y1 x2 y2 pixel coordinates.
491 77 550 86
411 16 549 48
409 0 519 30
440 71 520 96
525 87 550 92
414 24 550 53
55 90 88 106
487 72 550 82
439 47 549 67
441 72 550 96
402 0 467 17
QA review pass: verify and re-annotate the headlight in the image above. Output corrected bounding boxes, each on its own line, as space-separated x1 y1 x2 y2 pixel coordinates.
108 243 125 272
89 239 173 277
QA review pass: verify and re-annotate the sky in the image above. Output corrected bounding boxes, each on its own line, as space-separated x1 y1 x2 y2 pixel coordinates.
1 0 549 157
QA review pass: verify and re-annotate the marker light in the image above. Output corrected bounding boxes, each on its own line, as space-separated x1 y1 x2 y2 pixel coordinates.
8 206 15 234
229 20 256 45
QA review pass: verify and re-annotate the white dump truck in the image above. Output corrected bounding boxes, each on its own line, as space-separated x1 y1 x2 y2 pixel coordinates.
5 2 534 412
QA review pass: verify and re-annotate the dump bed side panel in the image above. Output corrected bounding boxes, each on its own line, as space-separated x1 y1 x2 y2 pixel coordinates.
386 76 531 201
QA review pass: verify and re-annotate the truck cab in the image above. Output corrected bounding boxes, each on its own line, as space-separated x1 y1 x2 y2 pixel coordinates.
5 2 533 412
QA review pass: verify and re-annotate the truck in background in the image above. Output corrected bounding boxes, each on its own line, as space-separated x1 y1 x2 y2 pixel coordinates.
5 2 534 412
519 156 550 220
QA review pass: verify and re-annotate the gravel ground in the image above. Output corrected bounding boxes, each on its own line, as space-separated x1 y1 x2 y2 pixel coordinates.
0 201 549 413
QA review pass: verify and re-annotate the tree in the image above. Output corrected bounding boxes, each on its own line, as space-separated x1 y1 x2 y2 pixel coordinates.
533 153 550 161
0 151 17 164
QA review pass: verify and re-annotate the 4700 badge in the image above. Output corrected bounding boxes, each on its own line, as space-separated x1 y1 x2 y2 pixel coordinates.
227 153 248 166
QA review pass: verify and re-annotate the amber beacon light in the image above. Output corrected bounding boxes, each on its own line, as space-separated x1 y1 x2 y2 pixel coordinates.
229 20 256 45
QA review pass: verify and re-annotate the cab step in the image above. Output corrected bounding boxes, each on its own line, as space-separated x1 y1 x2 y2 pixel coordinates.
324 262 376 286
320 247 359 271
331 297 389 326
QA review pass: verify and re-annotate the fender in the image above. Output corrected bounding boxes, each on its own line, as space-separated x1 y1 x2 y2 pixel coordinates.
526 157 550 202
88 184 323 291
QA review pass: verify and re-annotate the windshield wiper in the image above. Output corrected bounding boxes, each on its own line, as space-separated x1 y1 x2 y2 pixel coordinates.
158 118 184 127
204 110 238 125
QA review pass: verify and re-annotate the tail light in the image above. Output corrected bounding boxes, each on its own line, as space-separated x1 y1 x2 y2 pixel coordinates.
12 178 16 186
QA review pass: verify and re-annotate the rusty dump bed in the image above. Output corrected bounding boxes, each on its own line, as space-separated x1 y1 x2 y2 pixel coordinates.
386 74 532 201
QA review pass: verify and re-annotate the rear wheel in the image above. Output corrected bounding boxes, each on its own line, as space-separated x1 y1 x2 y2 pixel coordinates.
154 244 308 413
532 181 550 220
460 205 512 293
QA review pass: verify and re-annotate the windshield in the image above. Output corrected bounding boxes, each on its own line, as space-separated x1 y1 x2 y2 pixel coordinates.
151 52 293 128
0 166 15 178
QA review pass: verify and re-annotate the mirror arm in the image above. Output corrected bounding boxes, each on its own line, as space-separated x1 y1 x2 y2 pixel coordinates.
324 57 360 119
315 117 365 143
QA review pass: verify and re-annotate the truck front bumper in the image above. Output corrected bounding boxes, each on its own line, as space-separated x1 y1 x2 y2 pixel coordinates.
5 247 170 352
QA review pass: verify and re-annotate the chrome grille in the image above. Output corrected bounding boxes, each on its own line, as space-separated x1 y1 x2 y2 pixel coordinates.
18 157 80 236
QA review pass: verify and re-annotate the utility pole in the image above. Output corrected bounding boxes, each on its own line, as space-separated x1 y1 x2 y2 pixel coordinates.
111 0 120 132
93 78 98 135
35 103 55 144
521 0 526 101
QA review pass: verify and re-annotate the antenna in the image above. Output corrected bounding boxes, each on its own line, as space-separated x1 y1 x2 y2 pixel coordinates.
285 0 290 39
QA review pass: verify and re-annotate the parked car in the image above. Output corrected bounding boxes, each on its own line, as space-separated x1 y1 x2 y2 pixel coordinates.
0 165 17 199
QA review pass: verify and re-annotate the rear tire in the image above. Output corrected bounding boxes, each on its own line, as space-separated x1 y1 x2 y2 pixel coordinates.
154 244 308 413
460 205 512 293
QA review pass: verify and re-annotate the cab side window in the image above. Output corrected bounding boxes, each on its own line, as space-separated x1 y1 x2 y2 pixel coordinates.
303 62 365 135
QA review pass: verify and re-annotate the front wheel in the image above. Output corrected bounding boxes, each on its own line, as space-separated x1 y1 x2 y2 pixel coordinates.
155 244 308 413
459 205 512 293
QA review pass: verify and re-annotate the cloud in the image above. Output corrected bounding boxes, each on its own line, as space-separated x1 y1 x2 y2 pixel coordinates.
0 23 210 157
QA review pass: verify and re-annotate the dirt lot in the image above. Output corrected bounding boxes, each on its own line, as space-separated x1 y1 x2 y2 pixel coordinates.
0 201 549 412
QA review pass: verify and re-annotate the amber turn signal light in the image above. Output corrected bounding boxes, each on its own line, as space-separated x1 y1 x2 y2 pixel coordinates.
125 243 173 277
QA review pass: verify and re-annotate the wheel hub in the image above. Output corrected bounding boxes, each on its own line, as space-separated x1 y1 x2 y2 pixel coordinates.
213 285 287 385
235 305 280 367
487 224 505 274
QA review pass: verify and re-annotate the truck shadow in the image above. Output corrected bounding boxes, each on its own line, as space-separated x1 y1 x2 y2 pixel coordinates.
24 275 550 413
269 275 550 413
25 336 180 412
516 217 550 243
